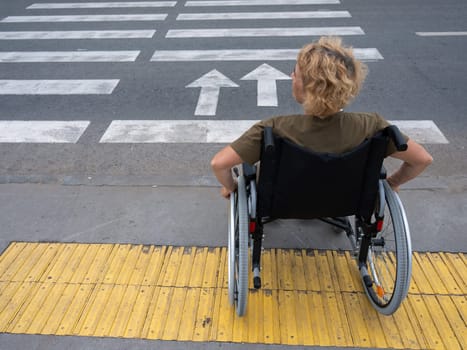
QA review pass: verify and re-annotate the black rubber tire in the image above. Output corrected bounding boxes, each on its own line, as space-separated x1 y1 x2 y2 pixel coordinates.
234 175 249 316
360 180 412 315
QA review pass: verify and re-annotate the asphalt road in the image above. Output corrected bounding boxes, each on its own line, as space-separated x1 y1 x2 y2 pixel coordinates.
0 0 466 348
0 0 466 179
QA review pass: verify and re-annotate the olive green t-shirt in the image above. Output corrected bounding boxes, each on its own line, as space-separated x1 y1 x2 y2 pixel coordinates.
231 112 406 165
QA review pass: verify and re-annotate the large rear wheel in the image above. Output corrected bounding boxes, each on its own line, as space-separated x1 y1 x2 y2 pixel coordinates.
227 175 249 316
359 180 412 315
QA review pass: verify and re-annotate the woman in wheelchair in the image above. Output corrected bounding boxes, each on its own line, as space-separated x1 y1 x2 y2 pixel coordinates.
211 36 432 316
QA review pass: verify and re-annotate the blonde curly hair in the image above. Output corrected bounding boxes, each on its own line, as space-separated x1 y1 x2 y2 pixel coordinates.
297 36 368 116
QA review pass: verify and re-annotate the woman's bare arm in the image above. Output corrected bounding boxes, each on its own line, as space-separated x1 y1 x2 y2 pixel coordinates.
387 139 433 191
211 146 244 198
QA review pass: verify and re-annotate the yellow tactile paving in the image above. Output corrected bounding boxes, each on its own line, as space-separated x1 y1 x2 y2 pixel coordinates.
0 242 465 349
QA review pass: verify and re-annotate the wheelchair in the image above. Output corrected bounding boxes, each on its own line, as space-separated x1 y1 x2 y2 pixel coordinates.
228 126 412 316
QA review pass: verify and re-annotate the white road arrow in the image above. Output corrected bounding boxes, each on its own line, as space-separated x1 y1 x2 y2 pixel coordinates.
186 69 238 116
240 63 291 107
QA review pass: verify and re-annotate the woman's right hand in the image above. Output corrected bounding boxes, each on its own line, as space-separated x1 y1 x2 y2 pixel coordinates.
220 184 237 199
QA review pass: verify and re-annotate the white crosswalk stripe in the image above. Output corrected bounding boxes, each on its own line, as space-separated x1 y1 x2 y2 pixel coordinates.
0 121 90 143
0 80 120 95
166 27 365 38
1 14 168 22
176 11 351 20
26 1 177 9
185 0 340 6
386 120 449 144
151 48 384 61
0 120 448 144
0 51 140 62
0 30 156 40
416 31 467 37
100 120 449 144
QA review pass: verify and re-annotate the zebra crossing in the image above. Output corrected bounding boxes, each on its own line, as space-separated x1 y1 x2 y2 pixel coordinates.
184 0 340 5
1 14 168 22
0 30 156 40
0 0 381 91
26 1 178 9
150 49 383 61
165 27 365 38
0 0 448 144
176 11 352 20
0 80 120 94
0 119 450 144
0 121 90 143
0 51 140 62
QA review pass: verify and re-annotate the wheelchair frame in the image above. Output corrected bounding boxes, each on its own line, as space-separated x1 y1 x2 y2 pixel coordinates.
228 128 412 317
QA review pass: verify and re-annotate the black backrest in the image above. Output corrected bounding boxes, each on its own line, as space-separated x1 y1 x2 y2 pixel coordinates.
257 126 402 220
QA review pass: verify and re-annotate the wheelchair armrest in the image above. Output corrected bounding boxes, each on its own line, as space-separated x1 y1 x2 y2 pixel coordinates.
242 163 257 181
386 125 408 152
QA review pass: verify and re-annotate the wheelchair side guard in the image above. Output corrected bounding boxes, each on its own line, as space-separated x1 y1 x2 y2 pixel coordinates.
376 180 386 221
244 168 262 290
239 163 263 290
242 162 258 222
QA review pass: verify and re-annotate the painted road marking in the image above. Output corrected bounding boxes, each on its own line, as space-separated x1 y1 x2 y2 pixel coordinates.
186 63 291 116
390 120 449 144
99 120 449 144
416 31 467 36
151 48 383 61
240 64 291 107
0 51 140 62
186 70 239 116
0 80 119 95
100 120 256 143
186 0 340 6
0 120 448 144
0 30 156 40
166 27 365 38
27 1 177 9
0 243 464 348
177 11 351 20
0 121 89 143
1 14 168 22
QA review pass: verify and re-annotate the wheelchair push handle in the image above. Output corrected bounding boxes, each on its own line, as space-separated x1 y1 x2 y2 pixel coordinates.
386 125 408 152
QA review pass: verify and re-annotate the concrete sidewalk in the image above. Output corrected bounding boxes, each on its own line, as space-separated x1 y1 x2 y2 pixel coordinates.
0 176 466 254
